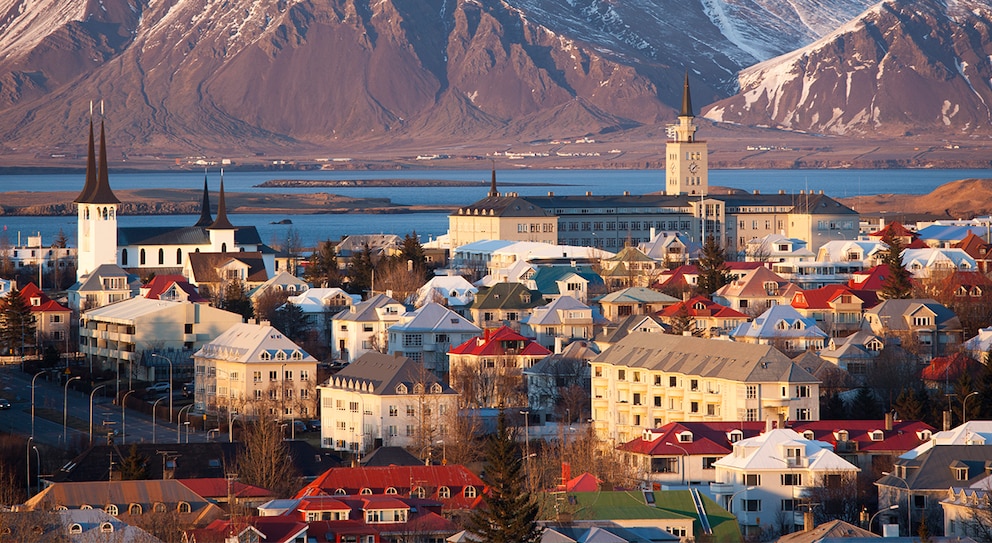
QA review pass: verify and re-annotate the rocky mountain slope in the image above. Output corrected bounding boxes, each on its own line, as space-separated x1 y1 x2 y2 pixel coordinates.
704 0 992 136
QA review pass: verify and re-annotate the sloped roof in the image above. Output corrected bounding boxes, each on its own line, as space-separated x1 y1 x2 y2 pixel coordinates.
20 282 70 312
25 480 222 523
657 296 749 319
714 266 796 299
591 332 818 384
885 445 992 491
325 352 455 396
413 275 478 307
920 352 983 382
791 284 879 311
287 288 360 314
449 326 551 357
594 314 669 344
118 226 262 247
390 303 481 334
848 265 888 291
73 264 140 293
865 299 961 332
775 519 877 543
532 266 604 296
360 446 424 467
599 287 679 305
141 274 208 303
296 465 486 510
713 429 858 472
619 422 766 456
332 293 403 323
523 295 592 327
177 479 274 500
792 420 935 455
194 323 315 363
81 297 186 322
731 305 828 341
453 195 553 217
471 282 545 311
186 252 269 284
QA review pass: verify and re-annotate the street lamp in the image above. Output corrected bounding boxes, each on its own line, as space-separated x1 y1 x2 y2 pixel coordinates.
520 410 530 490
25 437 32 498
150 353 173 422
229 413 239 443
728 486 757 513
89 384 107 445
31 446 39 497
151 397 166 444
882 471 912 535
963 391 979 423
30 370 45 439
62 376 81 446
869 504 899 534
121 390 136 445
665 442 690 486
178 404 193 444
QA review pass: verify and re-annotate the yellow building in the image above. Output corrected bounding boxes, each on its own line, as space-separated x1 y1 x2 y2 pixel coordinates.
448 170 557 249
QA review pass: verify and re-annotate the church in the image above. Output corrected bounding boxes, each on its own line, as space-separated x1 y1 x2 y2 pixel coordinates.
450 75 859 255
69 116 274 312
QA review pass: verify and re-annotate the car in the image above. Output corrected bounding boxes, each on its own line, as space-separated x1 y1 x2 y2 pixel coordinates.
182 383 195 397
0 399 10 410
308 419 321 432
146 382 171 393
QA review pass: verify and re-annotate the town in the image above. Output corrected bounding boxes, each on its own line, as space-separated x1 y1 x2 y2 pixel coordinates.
1 80 992 543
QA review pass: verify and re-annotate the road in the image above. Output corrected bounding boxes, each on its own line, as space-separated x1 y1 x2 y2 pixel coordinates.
0 366 211 448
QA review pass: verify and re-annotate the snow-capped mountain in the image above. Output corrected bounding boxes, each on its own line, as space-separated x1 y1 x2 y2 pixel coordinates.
704 0 992 135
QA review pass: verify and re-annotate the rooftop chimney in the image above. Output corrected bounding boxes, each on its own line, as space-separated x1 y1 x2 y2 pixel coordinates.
885 411 894 431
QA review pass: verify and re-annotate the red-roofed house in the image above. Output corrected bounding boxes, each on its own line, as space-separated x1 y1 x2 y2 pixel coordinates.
141 274 209 303
176 478 274 511
655 296 750 337
20 282 71 345
848 265 889 292
953 231 992 272
448 326 551 408
869 221 927 249
564 472 602 493
921 352 984 392
790 418 936 472
653 262 767 291
295 464 486 515
790 284 879 337
184 517 308 543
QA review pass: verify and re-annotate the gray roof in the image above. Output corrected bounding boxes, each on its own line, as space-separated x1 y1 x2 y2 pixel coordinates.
389 302 481 334
72 264 141 293
186 251 269 283
328 352 455 396
594 314 669 344
599 287 679 305
524 191 857 215
333 293 403 323
865 299 961 332
472 282 545 311
118 225 262 246
592 332 819 383
454 195 553 217
881 444 992 491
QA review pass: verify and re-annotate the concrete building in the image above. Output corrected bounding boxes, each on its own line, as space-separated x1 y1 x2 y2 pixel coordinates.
386 302 480 376
330 294 405 363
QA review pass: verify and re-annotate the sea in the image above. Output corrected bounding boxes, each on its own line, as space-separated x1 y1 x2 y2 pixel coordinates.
0 168 989 249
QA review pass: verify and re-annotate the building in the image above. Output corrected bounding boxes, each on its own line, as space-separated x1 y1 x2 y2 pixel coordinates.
590 333 820 444
730 305 829 353
712 266 800 315
410 273 478 315
330 294 405 363
656 295 751 337
598 287 679 323
3 233 76 280
192 322 319 421
283 287 359 345
523 339 597 423
712 429 859 537
448 169 558 249
468 282 545 331
520 295 597 351
790 285 879 338
20 282 71 345
79 297 243 385
385 302 480 375
68 263 140 314
447 326 551 409
863 299 963 360
317 351 458 455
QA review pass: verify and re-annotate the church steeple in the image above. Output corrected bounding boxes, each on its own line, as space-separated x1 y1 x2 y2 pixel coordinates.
488 160 499 198
680 71 694 117
78 117 120 204
74 118 97 204
194 171 213 227
75 105 120 281
207 174 235 231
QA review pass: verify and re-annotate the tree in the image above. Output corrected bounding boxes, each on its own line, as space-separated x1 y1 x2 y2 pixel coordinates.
696 235 730 295
820 391 847 420
304 240 342 288
279 228 304 276
236 410 300 498
119 445 150 480
880 232 913 300
0 288 36 356
346 243 375 295
465 411 542 543
849 386 883 419
666 304 694 336
219 281 253 321
271 303 310 345
398 232 428 274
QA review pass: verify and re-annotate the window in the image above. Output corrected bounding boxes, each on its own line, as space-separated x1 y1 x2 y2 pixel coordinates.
389 405 398 416
781 499 798 512
105 504 119 515
269 371 278 381
702 457 718 470
781 473 803 486
406 405 415 416
795 408 812 421
690 401 699 413
439 486 451 498
746 408 758 421
743 499 761 512
633 393 641 406
744 474 761 486
617 369 626 381
651 457 679 473
669 376 677 387
385 487 398 495
129 503 142 515
464 486 477 498
746 385 758 399
412 486 427 498
795 385 810 397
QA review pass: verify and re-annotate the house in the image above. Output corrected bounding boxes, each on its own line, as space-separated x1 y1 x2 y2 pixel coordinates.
3 233 76 279
594 314 669 351
920 353 984 393
335 234 402 264
790 417 936 473
248 270 309 308
815 240 887 268
448 183 558 249
640 231 697 267
183 251 271 301
186 517 308 543
447 326 551 409
953 231 992 272
139 274 210 303
386 302 481 375
745 234 815 263
730 305 829 354
330 294 405 363
318 352 458 455
597 287 679 323
523 339 597 423
520 295 597 351
529 265 604 304
654 262 766 293
773 519 876 543
712 429 859 537
411 273 478 315
963 326 992 362
791 285 879 338
599 246 663 289
79 297 243 384
868 221 925 248
67 263 140 313
862 299 962 360
468 282 545 331
940 475 992 539
816 331 886 379
712 266 800 315
590 332 820 444
192 322 319 421
656 295 750 338
901 248 977 279
283 287 359 345
19 282 71 345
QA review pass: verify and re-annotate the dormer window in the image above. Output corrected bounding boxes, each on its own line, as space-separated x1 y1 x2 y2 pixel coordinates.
917 429 932 441
870 430 884 441
260 351 271 361
728 430 743 443
677 432 693 443
803 430 815 440
396 384 407 394
952 462 969 481
834 430 849 441
100 522 114 533
69 524 83 534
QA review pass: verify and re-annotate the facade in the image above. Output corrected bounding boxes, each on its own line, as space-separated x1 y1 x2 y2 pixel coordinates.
448 169 558 249
330 294 405 363
468 282 545 331
712 429 859 537
791 285 879 338
863 299 963 360
68 263 140 313
447 325 551 408
317 351 458 454
80 297 242 384
598 287 679 322
520 295 596 351
712 266 801 315
656 295 751 337
730 305 829 353
192 322 318 421
20 282 71 344
590 333 820 444
385 302 481 375
4 233 76 278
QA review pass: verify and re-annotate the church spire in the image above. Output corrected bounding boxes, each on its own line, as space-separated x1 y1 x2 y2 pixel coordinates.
488 159 499 198
207 171 235 230
80 114 120 204
74 115 97 204
194 170 214 227
680 71 694 117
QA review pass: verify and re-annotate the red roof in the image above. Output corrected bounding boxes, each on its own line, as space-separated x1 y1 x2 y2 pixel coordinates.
449 326 551 357
176 478 274 500
656 295 748 319
791 284 880 310
296 465 486 511
142 274 209 302
189 517 307 543
848 265 888 291
921 352 984 382
619 422 766 456
791 420 936 453
297 496 352 511
869 221 915 239
565 472 602 492
19 282 69 313
654 262 766 289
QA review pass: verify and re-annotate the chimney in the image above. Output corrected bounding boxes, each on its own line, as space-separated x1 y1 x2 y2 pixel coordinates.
885 411 894 431
650 226 656 240
555 336 564 354
943 410 953 431
777 412 786 429
804 510 815 532
562 462 572 486
765 416 774 433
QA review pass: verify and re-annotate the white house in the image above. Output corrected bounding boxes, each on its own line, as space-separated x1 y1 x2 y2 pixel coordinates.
283 287 360 344
330 294 405 363
386 302 481 375
520 295 596 351
410 273 478 315
730 305 829 353
711 428 859 537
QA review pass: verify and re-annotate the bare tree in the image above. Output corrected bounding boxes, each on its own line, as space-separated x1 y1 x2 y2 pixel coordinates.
235 407 300 498
450 355 526 409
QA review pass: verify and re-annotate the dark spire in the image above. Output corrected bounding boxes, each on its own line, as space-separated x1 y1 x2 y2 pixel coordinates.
194 170 214 227
680 71 694 117
74 117 98 204
81 118 121 204
488 159 499 198
207 172 235 230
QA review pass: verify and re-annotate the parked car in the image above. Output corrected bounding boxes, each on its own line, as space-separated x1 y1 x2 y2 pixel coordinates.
0 399 10 410
146 382 171 393
308 419 321 432
293 421 308 434
182 383 195 397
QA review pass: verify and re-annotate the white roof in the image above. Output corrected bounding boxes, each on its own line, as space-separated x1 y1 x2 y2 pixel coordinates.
901 421 992 459
731 304 828 341
389 302 481 334
81 297 183 323
522 295 591 326
193 322 316 363
413 274 478 307
286 288 360 313
901 247 976 271
714 429 858 472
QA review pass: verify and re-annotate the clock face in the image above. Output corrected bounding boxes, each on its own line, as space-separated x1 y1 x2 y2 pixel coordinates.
688 162 699 174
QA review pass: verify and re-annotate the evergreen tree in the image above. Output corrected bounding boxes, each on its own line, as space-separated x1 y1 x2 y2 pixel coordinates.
466 411 542 543
666 305 693 336
850 386 883 419
119 445 149 480
272 303 310 344
893 387 925 421
0 287 35 355
696 235 730 296
398 232 427 271
220 281 254 321
976 355 992 419
880 232 913 299
346 243 375 295
303 240 342 288
821 392 847 420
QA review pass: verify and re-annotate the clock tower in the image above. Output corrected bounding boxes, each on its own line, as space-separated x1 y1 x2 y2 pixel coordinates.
665 73 708 196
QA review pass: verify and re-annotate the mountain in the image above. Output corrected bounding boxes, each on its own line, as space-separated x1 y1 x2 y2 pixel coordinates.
703 0 992 136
